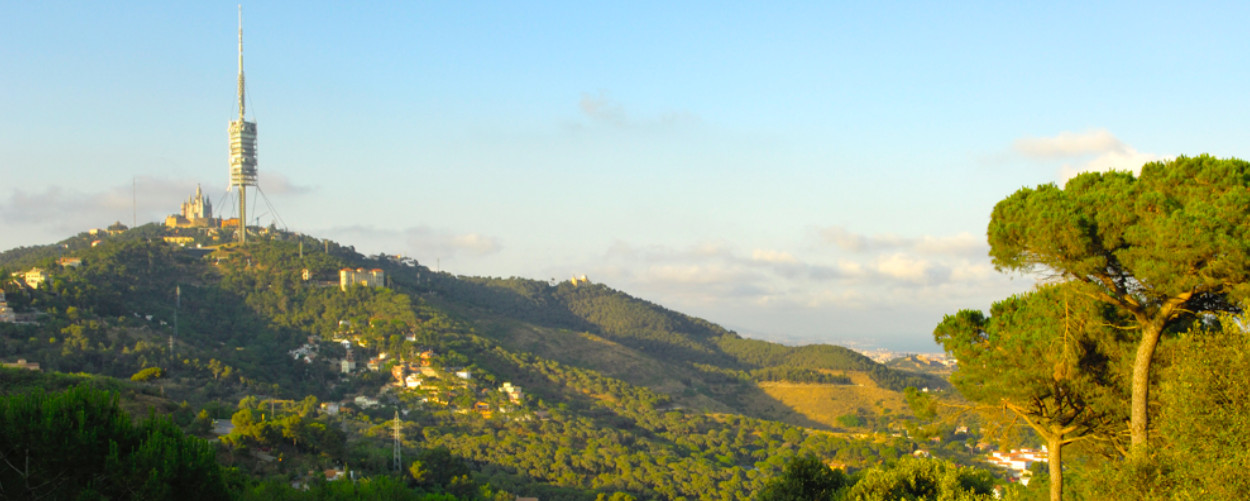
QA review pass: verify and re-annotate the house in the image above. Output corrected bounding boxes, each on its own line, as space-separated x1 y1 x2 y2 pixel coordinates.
455 370 472 380
501 382 523 403
2 359 40 371
987 448 1048 477
353 396 380 408
339 268 385 291
21 268 49 289
56 257 83 268
288 343 317 363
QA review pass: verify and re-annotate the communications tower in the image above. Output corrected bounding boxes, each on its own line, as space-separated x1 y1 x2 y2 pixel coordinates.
228 5 258 244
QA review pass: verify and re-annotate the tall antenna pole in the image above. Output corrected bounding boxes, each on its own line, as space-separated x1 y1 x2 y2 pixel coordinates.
228 4 258 245
237 5 245 123
236 5 246 244
392 409 402 471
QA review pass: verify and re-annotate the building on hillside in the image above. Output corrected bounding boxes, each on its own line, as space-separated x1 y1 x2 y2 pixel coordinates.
339 268 385 291
2 359 40 371
501 382 523 403
163 236 196 246
57 257 82 268
165 184 220 228
106 221 128 235
986 448 1048 483
20 268 49 289
0 291 15 323
340 348 357 374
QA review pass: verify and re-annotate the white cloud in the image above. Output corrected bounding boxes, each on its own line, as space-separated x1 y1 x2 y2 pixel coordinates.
913 232 984 258
1012 129 1168 183
751 249 798 264
558 232 1041 351
872 253 950 284
320 225 502 263
258 171 312 196
0 177 202 232
1056 147 1163 183
818 226 984 259
579 92 628 126
1014 129 1124 157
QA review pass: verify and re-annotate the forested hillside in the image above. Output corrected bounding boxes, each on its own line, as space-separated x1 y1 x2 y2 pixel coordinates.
0 227 984 500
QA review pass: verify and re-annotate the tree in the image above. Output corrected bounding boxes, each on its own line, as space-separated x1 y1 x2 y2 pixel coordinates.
986 155 1250 456
934 283 1127 501
844 457 995 501
0 384 228 500
754 454 847 501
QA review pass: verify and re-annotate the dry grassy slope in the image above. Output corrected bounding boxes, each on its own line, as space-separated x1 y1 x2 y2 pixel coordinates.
753 371 911 430
474 318 924 431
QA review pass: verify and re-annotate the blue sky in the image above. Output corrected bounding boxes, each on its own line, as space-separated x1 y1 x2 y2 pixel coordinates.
4 2 1249 351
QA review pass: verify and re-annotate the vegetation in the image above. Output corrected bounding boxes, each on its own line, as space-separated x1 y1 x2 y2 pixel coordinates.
0 384 229 500
755 455 995 501
932 283 1128 500
0 229 964 500
27 158 1250 501
986 155 1250 456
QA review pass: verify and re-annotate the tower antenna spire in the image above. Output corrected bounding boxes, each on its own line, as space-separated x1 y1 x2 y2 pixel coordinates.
237 4 245 120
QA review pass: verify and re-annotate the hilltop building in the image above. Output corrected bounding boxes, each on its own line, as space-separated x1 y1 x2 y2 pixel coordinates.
165 184 219 228
339 268 385 291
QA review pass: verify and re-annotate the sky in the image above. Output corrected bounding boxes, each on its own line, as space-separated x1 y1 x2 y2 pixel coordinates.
4 2 1250 352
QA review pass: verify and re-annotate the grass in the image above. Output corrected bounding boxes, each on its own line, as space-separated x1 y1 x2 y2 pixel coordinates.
753 371 911 430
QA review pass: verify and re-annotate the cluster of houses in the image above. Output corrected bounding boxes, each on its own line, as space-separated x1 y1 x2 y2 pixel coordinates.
287 334 526 416
986 448 1048 485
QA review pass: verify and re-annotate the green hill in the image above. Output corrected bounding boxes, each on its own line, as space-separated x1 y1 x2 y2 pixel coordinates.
0 227 961 500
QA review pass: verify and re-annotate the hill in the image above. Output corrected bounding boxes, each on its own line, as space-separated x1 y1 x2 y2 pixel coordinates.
0 227 966 500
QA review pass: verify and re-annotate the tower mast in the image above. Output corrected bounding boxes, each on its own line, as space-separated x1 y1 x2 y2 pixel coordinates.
228 4 258 244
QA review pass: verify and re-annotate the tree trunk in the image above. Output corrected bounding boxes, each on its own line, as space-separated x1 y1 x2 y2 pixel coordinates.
1130 321 1164 457
1048 436 1063 501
